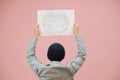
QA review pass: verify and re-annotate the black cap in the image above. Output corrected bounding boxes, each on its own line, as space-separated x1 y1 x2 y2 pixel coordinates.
47 43 65 61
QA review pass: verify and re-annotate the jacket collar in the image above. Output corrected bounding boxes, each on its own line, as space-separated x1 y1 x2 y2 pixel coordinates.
49 61 63 67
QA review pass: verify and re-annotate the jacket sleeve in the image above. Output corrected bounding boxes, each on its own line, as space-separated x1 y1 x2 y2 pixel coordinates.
66 36 87 74
26 38 45 75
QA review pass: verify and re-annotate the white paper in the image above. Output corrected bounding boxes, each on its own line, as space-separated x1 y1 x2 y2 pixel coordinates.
37 9 75 36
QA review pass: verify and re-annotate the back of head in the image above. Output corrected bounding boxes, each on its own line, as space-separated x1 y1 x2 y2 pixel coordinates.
47 43 65 61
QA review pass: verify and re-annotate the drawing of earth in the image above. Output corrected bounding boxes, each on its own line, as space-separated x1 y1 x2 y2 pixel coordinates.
42 11 69 34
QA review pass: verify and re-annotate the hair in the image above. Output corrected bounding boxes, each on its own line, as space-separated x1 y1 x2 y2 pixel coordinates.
47 43 65 61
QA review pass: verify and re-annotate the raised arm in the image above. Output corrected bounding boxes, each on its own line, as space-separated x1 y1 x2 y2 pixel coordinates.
26 25 45 75
66 24 87 74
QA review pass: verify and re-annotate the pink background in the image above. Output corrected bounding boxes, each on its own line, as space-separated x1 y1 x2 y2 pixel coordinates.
0 0 120 80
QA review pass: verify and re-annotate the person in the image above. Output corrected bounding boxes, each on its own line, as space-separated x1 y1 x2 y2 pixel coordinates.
27 24 87 80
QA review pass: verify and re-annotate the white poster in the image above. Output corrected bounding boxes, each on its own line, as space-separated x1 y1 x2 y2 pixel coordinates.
37 9 75 36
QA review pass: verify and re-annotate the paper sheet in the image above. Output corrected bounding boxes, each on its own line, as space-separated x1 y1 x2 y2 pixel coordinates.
37 9 75 36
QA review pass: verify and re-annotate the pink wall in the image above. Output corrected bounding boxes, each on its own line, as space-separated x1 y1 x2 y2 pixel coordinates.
0 0 120 80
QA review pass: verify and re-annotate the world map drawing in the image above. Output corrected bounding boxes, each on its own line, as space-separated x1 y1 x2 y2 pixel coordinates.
42 11 69 34
37 10 74 36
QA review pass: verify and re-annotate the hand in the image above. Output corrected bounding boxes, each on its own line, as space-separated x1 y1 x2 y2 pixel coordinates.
73 23 79 37
33 24 40 39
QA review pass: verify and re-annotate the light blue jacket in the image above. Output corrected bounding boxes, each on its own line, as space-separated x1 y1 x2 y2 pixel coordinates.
27 36 87 80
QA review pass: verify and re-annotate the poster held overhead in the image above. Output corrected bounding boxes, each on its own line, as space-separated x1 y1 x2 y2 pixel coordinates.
37 9 75 36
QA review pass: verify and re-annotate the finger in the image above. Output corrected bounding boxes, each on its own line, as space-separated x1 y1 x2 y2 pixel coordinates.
73 23 75 26
36 24 39 28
